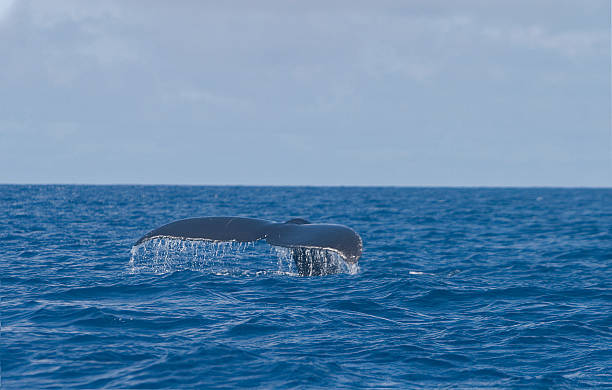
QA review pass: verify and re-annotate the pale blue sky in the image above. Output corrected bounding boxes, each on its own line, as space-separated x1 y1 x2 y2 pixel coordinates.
1 0 610 186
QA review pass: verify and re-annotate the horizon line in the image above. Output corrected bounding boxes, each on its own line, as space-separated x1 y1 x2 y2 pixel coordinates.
1 182 611 189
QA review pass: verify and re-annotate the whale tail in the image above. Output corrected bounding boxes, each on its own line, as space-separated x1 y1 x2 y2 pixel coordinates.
134 216 362 275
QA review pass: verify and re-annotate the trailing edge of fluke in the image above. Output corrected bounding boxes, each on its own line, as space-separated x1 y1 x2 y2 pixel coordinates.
134 216 363 264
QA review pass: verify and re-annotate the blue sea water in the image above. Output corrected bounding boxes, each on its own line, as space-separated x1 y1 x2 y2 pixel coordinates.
2 185 611 389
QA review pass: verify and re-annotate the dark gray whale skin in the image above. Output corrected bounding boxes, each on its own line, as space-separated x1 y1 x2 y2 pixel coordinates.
134 217 363 267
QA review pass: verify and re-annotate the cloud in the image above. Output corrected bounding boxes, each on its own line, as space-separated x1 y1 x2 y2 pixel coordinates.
166 86 252 111
0 0 609 185
0 0 15 21
482 25 608 58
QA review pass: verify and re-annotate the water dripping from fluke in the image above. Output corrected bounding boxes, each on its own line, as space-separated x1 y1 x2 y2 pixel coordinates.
130 216 362 276
129 238 359 277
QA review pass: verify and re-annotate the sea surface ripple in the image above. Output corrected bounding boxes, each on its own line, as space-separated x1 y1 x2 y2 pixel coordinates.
2 186 611 388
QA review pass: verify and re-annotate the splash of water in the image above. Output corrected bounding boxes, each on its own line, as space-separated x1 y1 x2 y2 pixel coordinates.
129 238 257 274
272 246 360 276
129 238 359 276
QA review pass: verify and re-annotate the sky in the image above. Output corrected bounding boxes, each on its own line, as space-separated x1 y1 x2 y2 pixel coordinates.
0 0 610 186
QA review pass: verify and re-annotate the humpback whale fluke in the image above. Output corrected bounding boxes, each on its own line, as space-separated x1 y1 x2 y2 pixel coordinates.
133 217 362 275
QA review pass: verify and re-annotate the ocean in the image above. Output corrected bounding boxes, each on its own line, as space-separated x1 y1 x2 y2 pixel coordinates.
2 185 611 388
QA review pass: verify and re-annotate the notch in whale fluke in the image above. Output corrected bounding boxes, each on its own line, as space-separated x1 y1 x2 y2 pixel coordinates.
133 216 362 266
